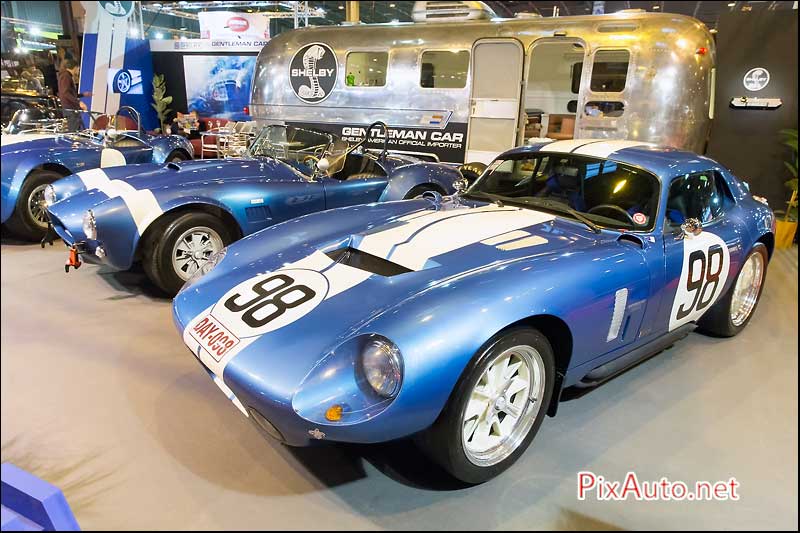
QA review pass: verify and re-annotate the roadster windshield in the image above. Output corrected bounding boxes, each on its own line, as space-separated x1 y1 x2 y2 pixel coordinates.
249 125 334 164
466 153 660 231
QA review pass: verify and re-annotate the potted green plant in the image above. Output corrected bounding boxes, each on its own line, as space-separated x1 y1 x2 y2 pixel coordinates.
776 128 798 249
151 73 173 134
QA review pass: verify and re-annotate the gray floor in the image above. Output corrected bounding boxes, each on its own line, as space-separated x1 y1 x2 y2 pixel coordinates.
1 239 797 531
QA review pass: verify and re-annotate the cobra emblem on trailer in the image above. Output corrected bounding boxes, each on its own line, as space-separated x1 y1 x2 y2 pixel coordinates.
289 42 337 104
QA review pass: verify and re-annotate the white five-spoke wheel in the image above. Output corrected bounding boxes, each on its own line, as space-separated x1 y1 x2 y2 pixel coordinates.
730 250 764 327
462 345 545 467
417 328 555 484
698 243 769 337
171 227 224 281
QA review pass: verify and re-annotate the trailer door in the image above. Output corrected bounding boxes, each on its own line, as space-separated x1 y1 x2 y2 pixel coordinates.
465 39 525 165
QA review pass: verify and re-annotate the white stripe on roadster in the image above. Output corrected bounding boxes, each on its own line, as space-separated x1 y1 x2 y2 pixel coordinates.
77 168 162 235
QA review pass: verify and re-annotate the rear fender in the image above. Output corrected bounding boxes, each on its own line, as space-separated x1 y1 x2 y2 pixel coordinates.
379 163 462 201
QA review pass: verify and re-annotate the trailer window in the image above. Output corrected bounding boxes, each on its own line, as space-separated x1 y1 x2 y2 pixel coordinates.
420 50 469 89
590 50 630 92
345 52 388 87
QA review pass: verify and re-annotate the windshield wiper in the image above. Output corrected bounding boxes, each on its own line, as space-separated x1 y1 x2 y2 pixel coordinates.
462 191 505 208
507 197 602 234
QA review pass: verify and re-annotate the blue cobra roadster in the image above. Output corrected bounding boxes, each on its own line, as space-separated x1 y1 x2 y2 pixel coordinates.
1 107 193 240
46 122 463 295
172 139 775 483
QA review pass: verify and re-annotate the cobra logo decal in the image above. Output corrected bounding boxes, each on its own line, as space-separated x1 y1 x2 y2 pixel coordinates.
289 42 337 104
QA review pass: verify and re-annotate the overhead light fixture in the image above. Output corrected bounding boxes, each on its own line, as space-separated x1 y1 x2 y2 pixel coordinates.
389 3 396 6
653 5 660 10
338 5 344 9
727 2 735 6
155 32 164 39
710 28 718 33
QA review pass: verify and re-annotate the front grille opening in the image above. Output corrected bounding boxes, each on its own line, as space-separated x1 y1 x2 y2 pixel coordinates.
326 247 412 277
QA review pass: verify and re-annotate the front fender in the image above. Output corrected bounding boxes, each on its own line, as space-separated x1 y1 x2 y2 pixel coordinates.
1 151 75 223
380 163 462 201
336 244 651 440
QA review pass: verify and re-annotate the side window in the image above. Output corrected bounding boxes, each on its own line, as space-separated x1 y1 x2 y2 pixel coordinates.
590 50 630 92
420 50 469 88
345 52 388 87
666 171 727 225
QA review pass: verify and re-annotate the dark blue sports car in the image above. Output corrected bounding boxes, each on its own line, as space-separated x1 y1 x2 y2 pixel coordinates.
172 139 775 483
2 108 193 240
46 123 463 294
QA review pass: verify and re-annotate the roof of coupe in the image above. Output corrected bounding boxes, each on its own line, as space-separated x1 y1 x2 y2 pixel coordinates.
505 139 717 180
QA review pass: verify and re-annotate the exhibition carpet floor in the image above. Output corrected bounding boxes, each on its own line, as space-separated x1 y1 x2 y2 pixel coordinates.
1 238 797 530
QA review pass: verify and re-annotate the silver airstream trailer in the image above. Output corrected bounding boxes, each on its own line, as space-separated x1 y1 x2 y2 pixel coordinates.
250 2 716 165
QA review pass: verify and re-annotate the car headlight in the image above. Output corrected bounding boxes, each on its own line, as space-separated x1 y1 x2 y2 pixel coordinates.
360 338 403 398
82 210 97 240
44 184 57 206
183 247 227 290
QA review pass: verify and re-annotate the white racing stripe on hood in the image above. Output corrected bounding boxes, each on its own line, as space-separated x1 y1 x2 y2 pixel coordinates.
182 204 556 389
355 205 555 271
1 133 57 147
77 168 162 235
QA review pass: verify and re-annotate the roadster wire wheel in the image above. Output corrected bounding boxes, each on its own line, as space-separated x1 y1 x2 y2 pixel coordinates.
171 226 224 281
461 344 545 467
730 249 765 327
27 184 50 228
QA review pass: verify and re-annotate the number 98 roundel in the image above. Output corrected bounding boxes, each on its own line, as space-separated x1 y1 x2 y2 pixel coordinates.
669 232 731 331
211 269 330 339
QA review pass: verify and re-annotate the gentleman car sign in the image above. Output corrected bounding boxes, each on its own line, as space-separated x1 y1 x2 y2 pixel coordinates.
290 42 338 104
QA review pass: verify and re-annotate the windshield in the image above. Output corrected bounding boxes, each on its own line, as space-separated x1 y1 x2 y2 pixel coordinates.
248 125 334 171
467 153 660 231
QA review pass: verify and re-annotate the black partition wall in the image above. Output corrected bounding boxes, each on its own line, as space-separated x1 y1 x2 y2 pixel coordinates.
707 9 799 209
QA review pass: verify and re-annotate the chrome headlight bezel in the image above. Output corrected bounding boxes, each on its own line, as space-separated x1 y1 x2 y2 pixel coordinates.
360 337 403 399
44 184 57 207
82 210 97 240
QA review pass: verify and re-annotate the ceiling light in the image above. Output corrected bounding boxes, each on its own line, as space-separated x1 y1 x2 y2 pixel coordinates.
389 2 396 6
727 2 735 6
338 5 344 9
155 32 164 39
653 5 660 10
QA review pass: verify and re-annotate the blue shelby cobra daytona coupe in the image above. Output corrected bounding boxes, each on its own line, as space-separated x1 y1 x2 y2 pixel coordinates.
1 113 193 240
173 139 774 483
46 123 462 295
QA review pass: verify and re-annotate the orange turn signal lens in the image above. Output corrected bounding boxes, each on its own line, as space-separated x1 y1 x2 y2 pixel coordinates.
325 404 343 422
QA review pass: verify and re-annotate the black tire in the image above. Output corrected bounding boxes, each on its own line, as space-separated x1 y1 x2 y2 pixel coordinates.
4 169 63 241
416 328 556 484
142 211 234 296
403 184 442 200
166 150 190 163
697 243 769 337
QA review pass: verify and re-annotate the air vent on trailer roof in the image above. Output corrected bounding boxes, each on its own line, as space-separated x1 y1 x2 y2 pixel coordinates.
412 1 497 23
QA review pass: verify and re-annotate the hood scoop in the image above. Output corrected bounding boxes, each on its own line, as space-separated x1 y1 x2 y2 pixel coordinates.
325 247 413 277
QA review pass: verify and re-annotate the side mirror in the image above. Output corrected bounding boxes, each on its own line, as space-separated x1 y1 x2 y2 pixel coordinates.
453 177 469 194
317 157 330 172
680 218 703 238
